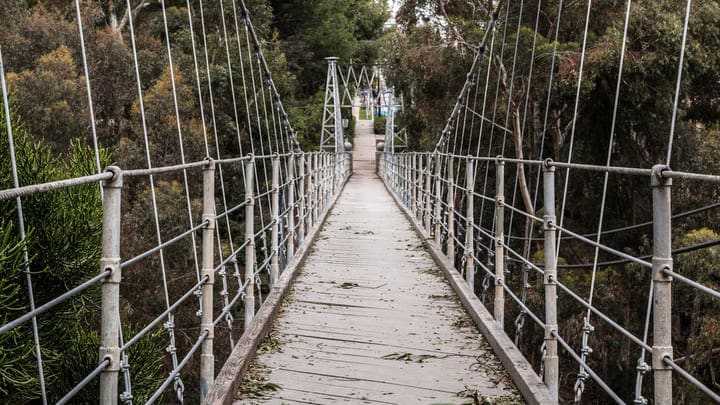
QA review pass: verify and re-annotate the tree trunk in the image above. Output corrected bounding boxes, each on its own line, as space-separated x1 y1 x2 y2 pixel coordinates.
512 106 534 217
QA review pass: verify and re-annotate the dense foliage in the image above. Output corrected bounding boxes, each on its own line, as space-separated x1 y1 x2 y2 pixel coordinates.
0 0 386 401
4 0 717 402
0 107 165 402
383 0 720 402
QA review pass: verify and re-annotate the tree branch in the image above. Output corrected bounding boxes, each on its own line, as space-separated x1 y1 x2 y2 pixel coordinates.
113 0 150 33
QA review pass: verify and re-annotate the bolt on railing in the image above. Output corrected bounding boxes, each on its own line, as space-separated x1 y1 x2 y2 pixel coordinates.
464 158 475 287
543 163 559 400
99 166 123 405
494 158 505 329
651 164 673 405
199 159 216 398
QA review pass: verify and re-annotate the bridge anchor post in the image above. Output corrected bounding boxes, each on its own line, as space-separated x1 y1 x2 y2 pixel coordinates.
651 165 673 405
200 159 216 399
99 166 122 405
494 158 505 329
543 163 559 400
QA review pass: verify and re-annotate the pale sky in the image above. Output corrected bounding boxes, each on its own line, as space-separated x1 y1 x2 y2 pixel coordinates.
386 0 400 26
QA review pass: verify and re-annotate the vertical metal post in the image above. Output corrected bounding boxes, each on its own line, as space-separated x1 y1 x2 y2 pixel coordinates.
323 153 328 210
400 155 404 198
244 159 255 330
410 152 417 217
424 155 432 232
324 154 330 207
394 155 399 195
415 153 425 222
199 159 216 399
389 154 395 190
434 153 442 243
287 153 296 260
323 154 329 208
99 166 122 405
494 158 505 329
446 156 455 261
298 154 306 245
464 158 475 288
270 156 280 286
313 153 319 224
651 165 673 405
331 153 338 195
319 154 325 212
404 155 410 206
543 163 559 400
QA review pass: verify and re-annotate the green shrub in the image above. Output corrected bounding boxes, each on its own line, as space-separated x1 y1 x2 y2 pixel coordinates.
0 105 164 402
374 116 387 134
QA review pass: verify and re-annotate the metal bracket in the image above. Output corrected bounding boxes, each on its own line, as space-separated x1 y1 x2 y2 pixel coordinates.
652 258 673 282
99 347 121 372
652 346 673 370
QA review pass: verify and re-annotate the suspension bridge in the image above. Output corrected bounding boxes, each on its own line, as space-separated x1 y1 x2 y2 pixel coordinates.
1 0 719 404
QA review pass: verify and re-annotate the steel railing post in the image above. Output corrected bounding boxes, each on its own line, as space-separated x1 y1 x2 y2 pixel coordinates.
348 151 353 175
323 154 330 208
397 155 401 196
319 154 325 211
417 154 424 220
298 153 306 245
424 155 432 232
391 154 397 195
651 165 673 405
99 166 122 405
199 159 216 399
399 153 409 206
446 156 455 261
288 153 296 260
244 158 255 330
313 153 319 224
405 154 410 206
434 153 442 243
270 155 280 287
464 158 475 288
543 162 559 400
494 157 505 329
412 153 418 216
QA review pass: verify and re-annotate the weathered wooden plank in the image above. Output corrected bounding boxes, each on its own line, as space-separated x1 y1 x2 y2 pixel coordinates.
234 120 524 404
203 174 351 405
263 370 482 404
384 167 558 405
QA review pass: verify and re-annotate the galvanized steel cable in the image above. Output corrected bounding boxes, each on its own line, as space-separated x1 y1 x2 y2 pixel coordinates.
126 1 184 399
0 49 48 404
575 1 634 400
666 0 693 166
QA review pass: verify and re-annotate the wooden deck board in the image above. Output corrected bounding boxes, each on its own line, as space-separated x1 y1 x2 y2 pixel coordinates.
234 120 523 404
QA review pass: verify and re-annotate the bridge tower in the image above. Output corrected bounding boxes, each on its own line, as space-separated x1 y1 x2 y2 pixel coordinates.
320 57 345 183
320 57 344 153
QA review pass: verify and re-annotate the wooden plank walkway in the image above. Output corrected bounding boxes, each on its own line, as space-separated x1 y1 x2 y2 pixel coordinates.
235 119 522 404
